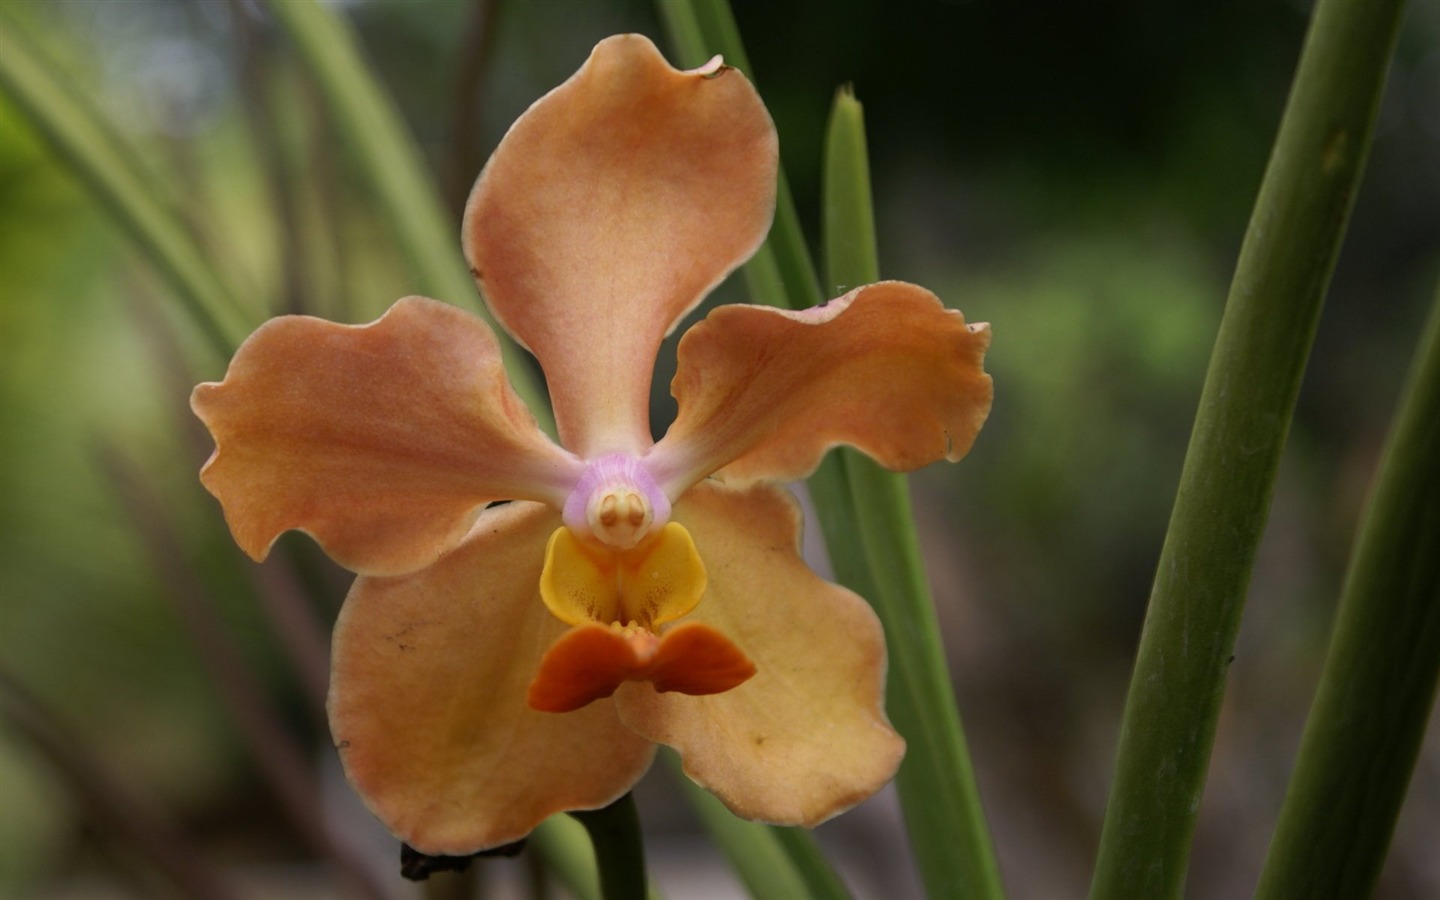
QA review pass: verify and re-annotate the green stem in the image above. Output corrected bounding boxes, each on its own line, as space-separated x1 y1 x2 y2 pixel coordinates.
1254 285 1440 899
258 0 551 426
822 451 1006 899
570 793 648 900
1088 1 1407 897
818 87 1004 899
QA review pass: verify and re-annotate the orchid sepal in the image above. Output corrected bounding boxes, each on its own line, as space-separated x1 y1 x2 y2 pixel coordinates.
649 280 993 497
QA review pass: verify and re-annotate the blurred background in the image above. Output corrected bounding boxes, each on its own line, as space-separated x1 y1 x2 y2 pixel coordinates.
1 0 1437 897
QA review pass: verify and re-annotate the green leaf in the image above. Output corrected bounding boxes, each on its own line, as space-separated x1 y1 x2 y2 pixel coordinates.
1088 0 1408 896
822 87 879 292
1254 284 1440 899
817 86 1005 900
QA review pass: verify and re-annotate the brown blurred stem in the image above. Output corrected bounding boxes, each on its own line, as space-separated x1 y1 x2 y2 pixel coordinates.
123 272 334 720
99 446 386 900
246 556 334 718
448 0 501 215
0 668 241 900
229 0 310 316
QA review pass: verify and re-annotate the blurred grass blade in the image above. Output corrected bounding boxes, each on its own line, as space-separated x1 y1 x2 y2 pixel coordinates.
1088 0 1407 896
819 87 1004 899
100 446 388 900
0 8 251 359
258 0 551 422
668 752 848 900
256 0 463 305
0 669 242 900
656 0 824 310
1254 284 1440 900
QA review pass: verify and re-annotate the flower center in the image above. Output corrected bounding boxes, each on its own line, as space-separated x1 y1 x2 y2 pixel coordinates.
562 453 671 550
529 453 754 713
590 487 650 547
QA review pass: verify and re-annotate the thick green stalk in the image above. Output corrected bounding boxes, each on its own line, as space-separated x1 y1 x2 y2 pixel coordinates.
259 0 550 422
1089 1 1407 897
820 87 1004 900
569 793 648 900
0 8 251 358
1254 286 1440 899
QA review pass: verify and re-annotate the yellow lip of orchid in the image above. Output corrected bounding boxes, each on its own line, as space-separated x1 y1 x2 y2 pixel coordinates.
540 520 707 631
190 33 993 855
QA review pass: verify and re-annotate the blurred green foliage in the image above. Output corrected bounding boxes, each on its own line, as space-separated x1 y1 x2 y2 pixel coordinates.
1 0 1436 897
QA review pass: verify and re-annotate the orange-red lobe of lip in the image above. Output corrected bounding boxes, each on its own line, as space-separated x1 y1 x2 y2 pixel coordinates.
528 621 755 713
646 621 758 695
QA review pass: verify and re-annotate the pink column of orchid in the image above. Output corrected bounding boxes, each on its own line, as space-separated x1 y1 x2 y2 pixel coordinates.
191 34 992 855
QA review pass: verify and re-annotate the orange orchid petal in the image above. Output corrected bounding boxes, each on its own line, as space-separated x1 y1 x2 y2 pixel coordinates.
463 34 777 458
649 282 993 493
614 483 905 827
329 502 655 854
192 297 581 577
529 621 754 714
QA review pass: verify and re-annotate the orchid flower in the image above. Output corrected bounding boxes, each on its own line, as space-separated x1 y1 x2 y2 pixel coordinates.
191 34 992 854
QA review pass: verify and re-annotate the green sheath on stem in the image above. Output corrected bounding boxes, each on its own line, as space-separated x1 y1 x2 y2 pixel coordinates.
1089 0 1407 897
1254 286 1440 900
533 816 601 900
570 793 649 900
